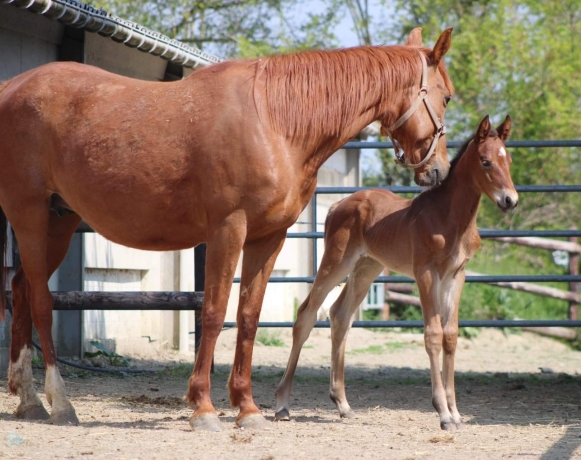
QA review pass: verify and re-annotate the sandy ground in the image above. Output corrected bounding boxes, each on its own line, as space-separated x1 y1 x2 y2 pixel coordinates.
1 327 581 459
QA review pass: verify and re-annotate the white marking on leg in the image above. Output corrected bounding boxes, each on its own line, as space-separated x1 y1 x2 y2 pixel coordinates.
9 346 43 410
45 365 72 413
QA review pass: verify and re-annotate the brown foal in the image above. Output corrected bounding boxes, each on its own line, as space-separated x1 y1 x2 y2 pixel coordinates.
0 28 454 431
276 115 518 430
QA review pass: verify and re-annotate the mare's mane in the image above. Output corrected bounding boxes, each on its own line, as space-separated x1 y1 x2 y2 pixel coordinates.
260 46 454 144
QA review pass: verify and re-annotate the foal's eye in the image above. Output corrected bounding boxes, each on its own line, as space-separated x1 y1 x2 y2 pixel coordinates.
481 159 492 168
444 96 451 107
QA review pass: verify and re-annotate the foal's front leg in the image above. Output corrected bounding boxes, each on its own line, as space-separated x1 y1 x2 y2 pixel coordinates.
416 269 458 431
440 272 465 428
228 230 287 429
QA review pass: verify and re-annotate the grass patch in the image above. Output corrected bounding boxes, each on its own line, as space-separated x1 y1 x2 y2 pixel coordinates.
347 342 407 355
256 330 285 347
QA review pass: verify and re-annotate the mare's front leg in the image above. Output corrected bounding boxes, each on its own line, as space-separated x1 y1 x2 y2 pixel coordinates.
440 272 465 428
187 214 247 432
228 230 287 429
416 268 458 431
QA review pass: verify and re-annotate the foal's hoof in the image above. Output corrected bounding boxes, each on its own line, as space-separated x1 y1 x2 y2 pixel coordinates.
16 404 50 421
189 413 223 432
339 409 356 419
274 407 290 421
236 413 270 430
51 408 79 425
440 421 457 431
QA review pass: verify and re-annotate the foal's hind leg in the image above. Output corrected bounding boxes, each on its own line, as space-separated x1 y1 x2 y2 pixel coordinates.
9 209 81 425
328 257 383 419
275 250 357 421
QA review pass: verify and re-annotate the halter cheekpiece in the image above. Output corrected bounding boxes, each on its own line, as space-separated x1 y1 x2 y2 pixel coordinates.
384 52 446 169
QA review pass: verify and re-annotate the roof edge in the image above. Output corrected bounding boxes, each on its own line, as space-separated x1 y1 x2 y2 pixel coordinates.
0 0 222 68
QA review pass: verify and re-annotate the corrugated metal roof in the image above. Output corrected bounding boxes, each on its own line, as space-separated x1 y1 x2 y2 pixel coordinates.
0 0 222 68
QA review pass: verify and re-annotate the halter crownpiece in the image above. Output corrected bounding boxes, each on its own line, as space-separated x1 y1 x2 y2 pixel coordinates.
384 52 447 170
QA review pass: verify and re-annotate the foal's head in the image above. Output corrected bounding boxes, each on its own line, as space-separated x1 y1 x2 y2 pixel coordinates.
381 28 455 187
468 115 518 211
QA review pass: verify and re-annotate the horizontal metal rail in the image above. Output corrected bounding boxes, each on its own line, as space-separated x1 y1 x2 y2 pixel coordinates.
343 140 581 149
224 320 581 328
233 275 581 284
288 230 581 239
315 185 581 194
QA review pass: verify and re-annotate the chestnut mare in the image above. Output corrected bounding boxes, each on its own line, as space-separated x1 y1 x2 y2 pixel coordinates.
276 115 518 430
0 28 454 431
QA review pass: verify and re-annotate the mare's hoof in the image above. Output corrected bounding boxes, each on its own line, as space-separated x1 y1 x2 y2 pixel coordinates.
16 404 50 421
51 408 79 425
440 421 457 431
340 409 356 419
454 420 465 430
274 407 290 421
189 413 223 432
236 413 270 430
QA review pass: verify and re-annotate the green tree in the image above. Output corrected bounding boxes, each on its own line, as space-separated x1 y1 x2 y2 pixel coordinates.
90 0 342 58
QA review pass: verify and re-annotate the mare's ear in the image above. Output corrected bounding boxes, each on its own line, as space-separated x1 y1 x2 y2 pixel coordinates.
496 115 512 142
476 115 491 144
430 28 453 65
405 27 422 46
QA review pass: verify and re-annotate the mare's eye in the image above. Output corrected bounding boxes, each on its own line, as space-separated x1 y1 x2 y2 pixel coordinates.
444 96 451 107
481 159 492 168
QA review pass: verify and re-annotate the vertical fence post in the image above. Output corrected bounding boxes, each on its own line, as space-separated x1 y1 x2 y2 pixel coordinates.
311 193 318 277
569 232 578 320
194 244 206 357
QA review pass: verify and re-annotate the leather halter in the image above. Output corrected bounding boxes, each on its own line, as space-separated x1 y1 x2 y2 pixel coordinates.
384 52 446 169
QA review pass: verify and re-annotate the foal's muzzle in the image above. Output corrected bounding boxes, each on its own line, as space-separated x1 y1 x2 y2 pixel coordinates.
496 192 519 212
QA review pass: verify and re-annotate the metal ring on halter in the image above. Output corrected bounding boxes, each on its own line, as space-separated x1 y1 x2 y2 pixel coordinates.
384 52 447 170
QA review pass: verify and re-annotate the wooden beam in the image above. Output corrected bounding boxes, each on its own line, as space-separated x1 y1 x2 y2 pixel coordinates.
490 236 581 254
6 291 203 311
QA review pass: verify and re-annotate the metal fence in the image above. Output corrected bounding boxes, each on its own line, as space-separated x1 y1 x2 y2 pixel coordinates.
230 139 581 329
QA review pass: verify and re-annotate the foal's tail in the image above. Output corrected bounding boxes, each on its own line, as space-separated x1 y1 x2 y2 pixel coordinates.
0 206 6 321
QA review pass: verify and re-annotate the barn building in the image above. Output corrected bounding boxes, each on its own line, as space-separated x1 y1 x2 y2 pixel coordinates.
0 0 362 370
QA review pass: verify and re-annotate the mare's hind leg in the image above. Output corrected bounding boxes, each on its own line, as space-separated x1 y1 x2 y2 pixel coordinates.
328 257 383 419
10 208 81 425
8 268 49 420
275 247 359 421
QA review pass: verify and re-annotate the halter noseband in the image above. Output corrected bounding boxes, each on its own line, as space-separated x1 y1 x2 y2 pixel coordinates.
384 52 446 170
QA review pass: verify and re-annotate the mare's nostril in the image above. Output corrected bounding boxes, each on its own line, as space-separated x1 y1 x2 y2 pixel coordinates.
505 196 513 208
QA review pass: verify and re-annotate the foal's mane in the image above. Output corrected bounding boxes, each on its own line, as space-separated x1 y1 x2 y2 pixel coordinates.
427 127 500 191
260 46 454 144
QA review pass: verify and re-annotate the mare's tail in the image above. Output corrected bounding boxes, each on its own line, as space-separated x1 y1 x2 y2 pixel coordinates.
0 206 6 321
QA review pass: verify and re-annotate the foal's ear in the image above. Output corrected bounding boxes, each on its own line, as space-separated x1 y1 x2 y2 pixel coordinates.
476 115 491 144
430 28 453 65
405 27 422 46
496 115 512 142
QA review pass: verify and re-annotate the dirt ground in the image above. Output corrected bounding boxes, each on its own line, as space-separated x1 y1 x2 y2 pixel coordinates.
2 327 581 459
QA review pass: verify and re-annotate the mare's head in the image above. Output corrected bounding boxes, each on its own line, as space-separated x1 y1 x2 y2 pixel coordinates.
381 28 455 187
468 115 518 211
